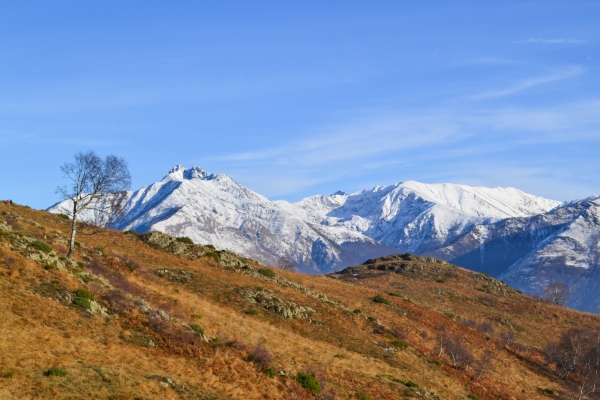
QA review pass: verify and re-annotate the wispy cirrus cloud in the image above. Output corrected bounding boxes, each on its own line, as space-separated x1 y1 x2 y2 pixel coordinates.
468 66 583 99
206 98 600 199
518 38 587 44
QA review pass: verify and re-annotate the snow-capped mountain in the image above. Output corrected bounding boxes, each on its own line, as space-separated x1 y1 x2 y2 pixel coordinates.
48 165 561 275
296 181 560 255
426 197 600 312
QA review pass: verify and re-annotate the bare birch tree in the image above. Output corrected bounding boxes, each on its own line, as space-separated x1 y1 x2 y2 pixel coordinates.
56 151 131 259
544 282 570 306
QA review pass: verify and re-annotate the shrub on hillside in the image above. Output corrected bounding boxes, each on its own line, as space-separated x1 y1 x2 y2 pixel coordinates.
73 288 94 300
176 236 194 245
258 268 276 278
373 294 390 305
44 367 67 377
190 324 204 335
249 344 273 368
356 393 372 400
296 371 321 393
31 240 52 253
262 365 276 378
74 298 91 309
391 340 409 350
204 251 219 261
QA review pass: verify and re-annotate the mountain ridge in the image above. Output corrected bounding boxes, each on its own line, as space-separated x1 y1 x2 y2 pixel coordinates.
49 165 560 275
49 165 600 313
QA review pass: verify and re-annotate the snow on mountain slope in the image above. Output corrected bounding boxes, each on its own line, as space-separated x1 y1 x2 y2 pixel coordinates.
296 181 561 254
49 166 396 273
48 166 561 274
425 197 600 312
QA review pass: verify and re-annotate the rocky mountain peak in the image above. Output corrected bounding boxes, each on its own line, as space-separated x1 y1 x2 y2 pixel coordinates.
166 165 218 181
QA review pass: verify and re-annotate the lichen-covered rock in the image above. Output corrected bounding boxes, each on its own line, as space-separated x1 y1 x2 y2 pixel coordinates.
88 300 108 315
155 268 194 283
140 231 212 259
0 218 10 232
237 288 315 319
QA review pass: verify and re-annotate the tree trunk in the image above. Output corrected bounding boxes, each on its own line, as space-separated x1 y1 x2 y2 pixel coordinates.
67 202 78 259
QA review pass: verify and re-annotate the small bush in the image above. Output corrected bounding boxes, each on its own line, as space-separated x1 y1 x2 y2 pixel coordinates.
250 344 273 368
386 292 402 297
43 263 55 270
356 393 372 400
210 337 224 346
176 236 194 245
31 240 52 253
74 298 91 309
44 367 67 377
467 395 481 400
124 230 139 236
436 278 447 283
405 381 419 388
258 268 276 278
190 324 204 335
97 247 106 257
367 316 377 322
391 340 409 350
204 251 219 261
126 262 136 272
262 365 276 378
543 388 554 395
77 261 84 268
334 354 348 359
1 371 14 378
433 360 442 366
401 253 414 261
373 294 390 305
353 309 362 314
296 371 321 393
205 244 216 250
192 314 202 319
324 300 336 307
74 241 81 248
444 312 455 319
59 214 70 220
245 309 259 316
74 288 94 300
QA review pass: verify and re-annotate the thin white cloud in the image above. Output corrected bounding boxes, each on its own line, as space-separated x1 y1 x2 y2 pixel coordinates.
207 99 600 198
468 66 583 99
519 38 587 44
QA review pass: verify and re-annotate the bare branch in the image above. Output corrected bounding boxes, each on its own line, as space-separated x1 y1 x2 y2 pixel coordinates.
56 150 131 258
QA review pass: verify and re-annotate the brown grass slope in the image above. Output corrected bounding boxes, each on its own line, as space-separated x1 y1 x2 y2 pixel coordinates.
1 202 599 399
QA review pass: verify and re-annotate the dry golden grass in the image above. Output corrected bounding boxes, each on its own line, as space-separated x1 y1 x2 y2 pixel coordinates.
1 203 598 399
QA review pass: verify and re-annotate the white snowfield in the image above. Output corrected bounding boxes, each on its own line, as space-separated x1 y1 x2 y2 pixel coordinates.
48 165 562 273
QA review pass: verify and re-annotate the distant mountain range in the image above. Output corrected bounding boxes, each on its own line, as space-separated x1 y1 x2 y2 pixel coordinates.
49 165 600 312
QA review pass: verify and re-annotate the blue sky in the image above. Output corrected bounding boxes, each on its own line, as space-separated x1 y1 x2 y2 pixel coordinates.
1 1 599 209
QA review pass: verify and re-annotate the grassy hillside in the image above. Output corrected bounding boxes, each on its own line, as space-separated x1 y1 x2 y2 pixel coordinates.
1 202 599 399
